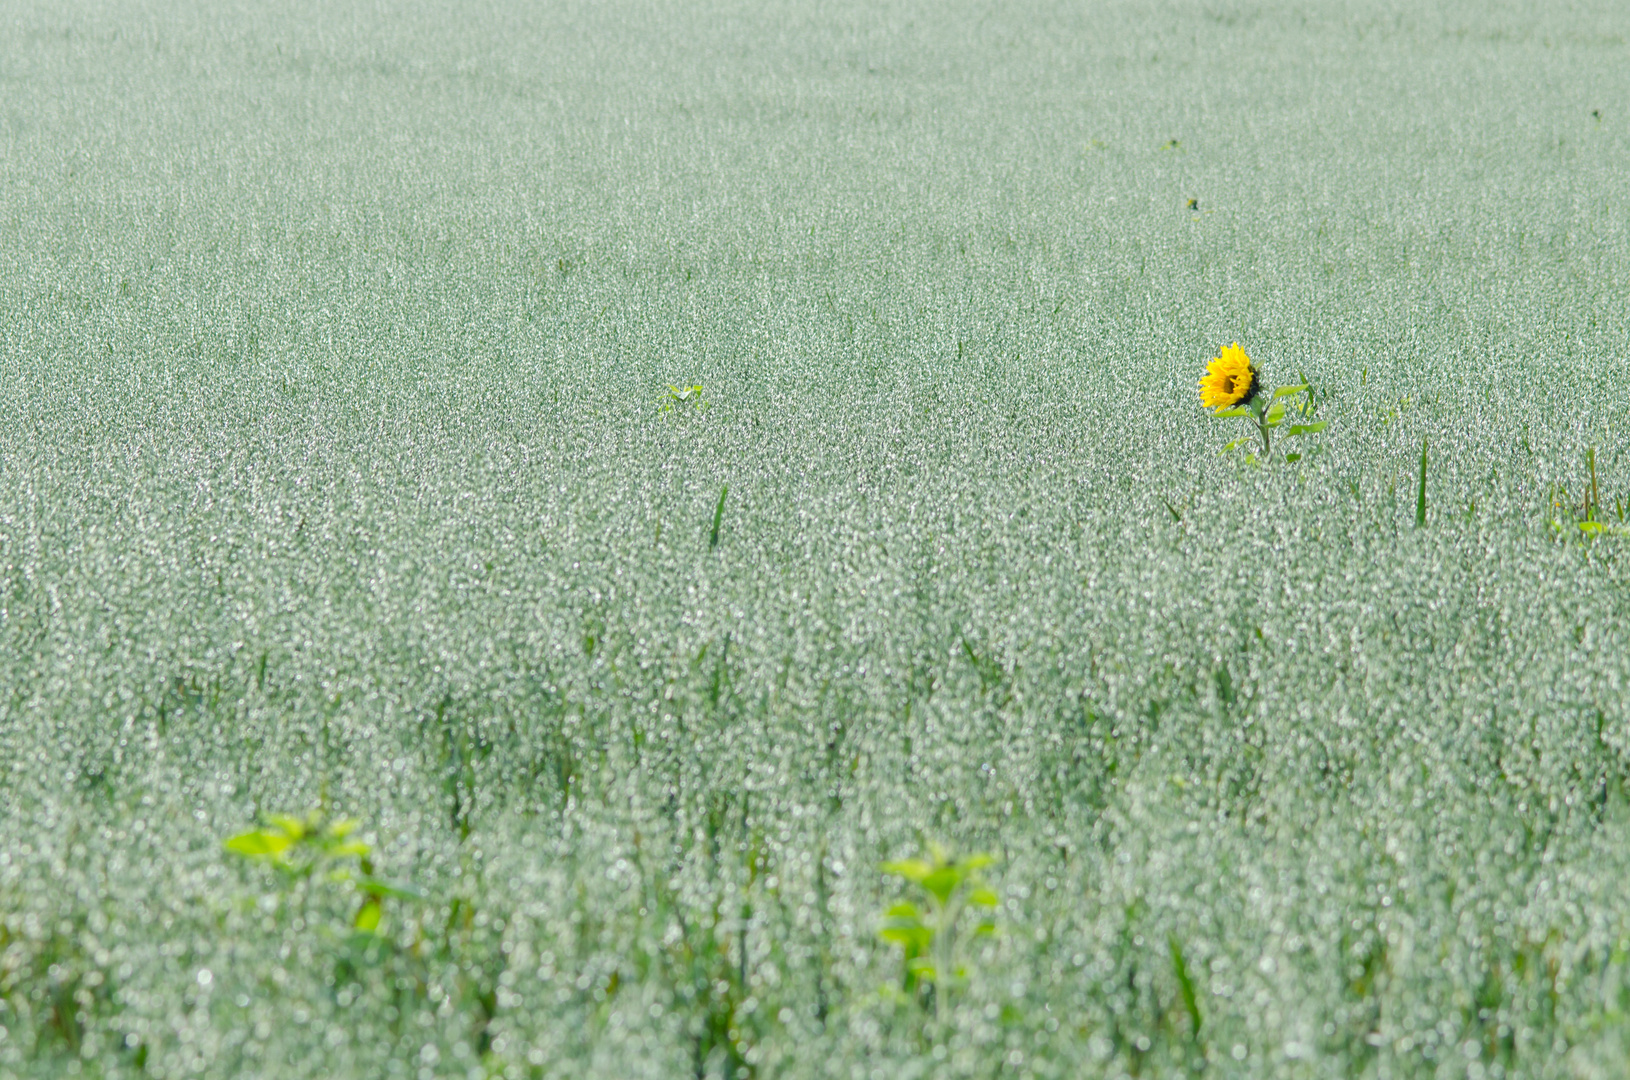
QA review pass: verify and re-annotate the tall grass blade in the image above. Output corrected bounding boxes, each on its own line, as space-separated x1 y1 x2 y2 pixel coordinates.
709 484 729 550
1416 437 1429 528
1170 935 1202 1038
1588 446 1600 521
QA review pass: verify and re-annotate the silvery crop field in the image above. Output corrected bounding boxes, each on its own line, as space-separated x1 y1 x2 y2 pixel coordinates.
4 1 1630 1077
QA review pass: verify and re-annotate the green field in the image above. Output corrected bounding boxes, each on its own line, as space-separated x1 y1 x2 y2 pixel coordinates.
4 1 1630 1077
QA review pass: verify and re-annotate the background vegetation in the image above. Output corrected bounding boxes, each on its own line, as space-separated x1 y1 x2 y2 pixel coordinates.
3 1 1630 1076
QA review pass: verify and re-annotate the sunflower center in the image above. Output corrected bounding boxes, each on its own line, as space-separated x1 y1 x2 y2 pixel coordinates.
1222 376 1236 394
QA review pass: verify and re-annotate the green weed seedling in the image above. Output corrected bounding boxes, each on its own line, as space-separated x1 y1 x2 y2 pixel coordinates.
659 382 709 416
878 843 998 1014
226 814 515 1062
1550 447 1628 540
225 811 421 937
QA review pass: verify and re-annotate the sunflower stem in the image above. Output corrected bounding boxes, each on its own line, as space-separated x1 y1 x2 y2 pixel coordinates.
1251 399 1271 456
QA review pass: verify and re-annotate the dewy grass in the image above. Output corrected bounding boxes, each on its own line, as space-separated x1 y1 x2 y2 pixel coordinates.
3 1 1630 1078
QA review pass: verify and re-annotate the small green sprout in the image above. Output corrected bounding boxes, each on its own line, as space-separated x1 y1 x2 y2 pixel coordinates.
878 843 998 1009
225 811 420 934
224 812 367 871
659 383 708 416
1550 447 1628 540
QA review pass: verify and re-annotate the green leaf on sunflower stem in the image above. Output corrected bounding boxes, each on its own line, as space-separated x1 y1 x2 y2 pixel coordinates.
882 925 933 949
1285 422 1327 438
1265 402 1286 425
1212 406 1249 418
1221 437 1254 453
1272 384 1308 399
921 867 960 906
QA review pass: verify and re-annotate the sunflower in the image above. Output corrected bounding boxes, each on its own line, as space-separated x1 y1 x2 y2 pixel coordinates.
1199 343 1259 410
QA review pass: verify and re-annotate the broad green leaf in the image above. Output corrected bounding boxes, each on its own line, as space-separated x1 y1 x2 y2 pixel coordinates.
906 958 937 980
957 854 994 873
880 859 933 883
328 840 372 858
353 900 382 933
967 887 999 907
881 926 933 950
265 815 308 841
921 867 960 905
1284 453 1302 463
1265 402 1285 424
1211 406 1248 418
1221 437 1253 453
1286 422 1327 437
883 902 921 920
224 830 293 859
1272 384 1308 399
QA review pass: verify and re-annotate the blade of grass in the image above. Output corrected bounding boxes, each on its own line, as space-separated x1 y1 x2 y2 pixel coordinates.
1170 935 1202 1038
1416 437 1429 528
709 484 729 550
1588 447 1600 522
